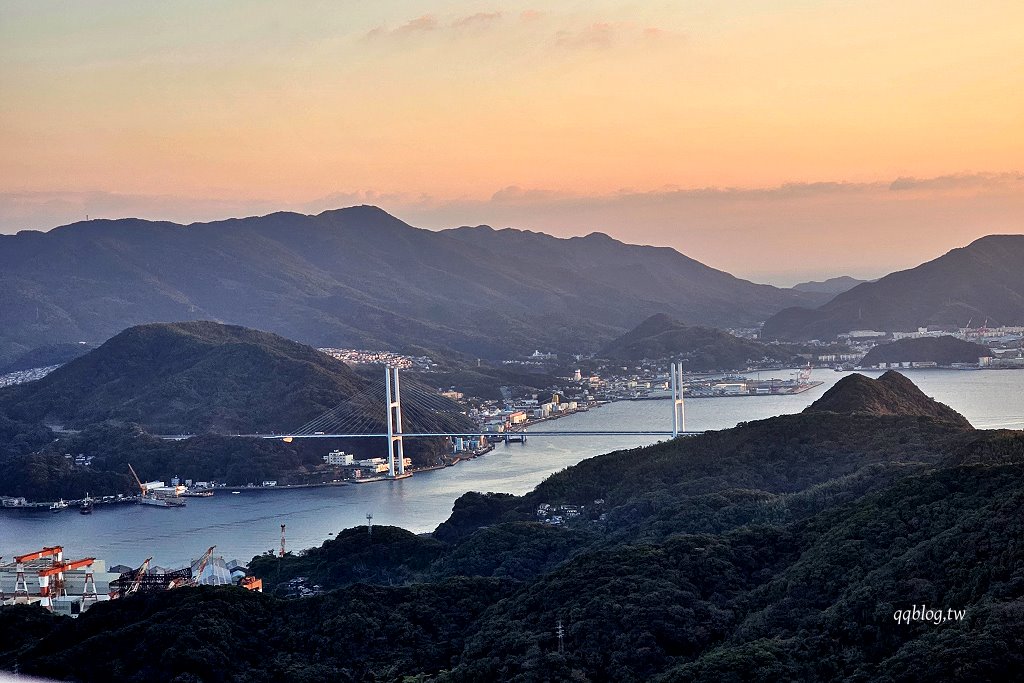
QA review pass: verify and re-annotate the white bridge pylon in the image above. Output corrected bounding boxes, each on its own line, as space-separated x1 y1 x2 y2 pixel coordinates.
670 362 686 438
384 365 406 478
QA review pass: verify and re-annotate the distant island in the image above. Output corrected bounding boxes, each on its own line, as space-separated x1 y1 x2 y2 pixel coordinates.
859 335 991 368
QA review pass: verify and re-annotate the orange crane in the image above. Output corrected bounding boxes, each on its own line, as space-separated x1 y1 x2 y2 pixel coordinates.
126 557 153 596
13 546 64 598
168 546 217 589
192 545 216 586
36 557 94 610
14 546 63 564
128 463 148 495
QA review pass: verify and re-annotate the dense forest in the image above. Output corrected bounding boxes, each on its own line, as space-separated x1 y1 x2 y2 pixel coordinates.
2 373 1023 681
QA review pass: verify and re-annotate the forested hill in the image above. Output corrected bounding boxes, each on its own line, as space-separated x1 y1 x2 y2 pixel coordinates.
0 321 366 434
5 373 1024 681
599 312 794 368
762 234 1024 340
803 370 973 427
858 335 991 367
0 206 826 366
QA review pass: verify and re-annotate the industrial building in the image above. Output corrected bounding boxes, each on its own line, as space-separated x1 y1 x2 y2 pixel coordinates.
0 546 120 616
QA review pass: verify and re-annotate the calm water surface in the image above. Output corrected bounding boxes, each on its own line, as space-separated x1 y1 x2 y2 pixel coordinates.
2 369 1021 567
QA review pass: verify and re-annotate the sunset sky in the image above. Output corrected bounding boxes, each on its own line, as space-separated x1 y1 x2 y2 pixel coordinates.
2 1 1022 283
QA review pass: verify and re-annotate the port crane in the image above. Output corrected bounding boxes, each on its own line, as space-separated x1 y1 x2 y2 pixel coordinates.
36 557 95 609
125 557 153 596
12 546 64 599
168 546 216 589
128 463 148 495
14 546 63 564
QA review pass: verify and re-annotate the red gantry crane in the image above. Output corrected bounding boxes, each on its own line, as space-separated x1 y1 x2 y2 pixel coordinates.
13 546 64 599
36 557 95 609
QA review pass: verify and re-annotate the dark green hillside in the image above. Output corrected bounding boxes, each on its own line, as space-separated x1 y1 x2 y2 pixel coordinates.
600 313 793 369
0 321 365 434
3 373 1023 682
805 370 971 427
859 335 991 367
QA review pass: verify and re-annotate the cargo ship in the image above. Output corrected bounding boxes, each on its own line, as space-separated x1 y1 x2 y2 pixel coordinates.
138 494 186 508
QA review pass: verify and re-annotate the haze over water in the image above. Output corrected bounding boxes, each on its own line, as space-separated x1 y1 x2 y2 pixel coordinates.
2 369 1021 568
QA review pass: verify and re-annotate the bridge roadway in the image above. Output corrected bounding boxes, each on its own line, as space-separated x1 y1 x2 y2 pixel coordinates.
157 431 706 440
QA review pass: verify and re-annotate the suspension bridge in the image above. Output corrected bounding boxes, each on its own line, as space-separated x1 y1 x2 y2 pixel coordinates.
272 363 698 479
161 364 701 479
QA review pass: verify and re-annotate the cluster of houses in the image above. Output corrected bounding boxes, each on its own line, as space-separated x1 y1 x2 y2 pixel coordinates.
318 348 435 370
322 450 411 478
63 452 95 468
536 499 605 526
474 392 585 433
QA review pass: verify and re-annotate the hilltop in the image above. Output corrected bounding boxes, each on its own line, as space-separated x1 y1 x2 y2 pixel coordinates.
859 335 991 367
0 206 827 366
0 321 367 434
804 370 972 427
763 234 1024 340
7 375 1024 682
791 275 868 295
599 313 793 369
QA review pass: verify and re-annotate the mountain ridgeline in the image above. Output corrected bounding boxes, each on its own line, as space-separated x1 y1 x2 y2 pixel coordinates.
6 373 1024 682
0 206 827 366
599 313 795 369
763 234 1024 340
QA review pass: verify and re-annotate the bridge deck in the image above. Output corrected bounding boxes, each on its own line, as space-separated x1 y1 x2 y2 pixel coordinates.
157 431 705 440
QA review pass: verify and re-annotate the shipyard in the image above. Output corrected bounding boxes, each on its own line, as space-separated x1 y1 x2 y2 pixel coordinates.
0 544 263 618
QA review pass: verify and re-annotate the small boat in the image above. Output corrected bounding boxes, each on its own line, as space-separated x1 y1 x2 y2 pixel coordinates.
80 494 94 514
50 499 68 513
231 491 241 495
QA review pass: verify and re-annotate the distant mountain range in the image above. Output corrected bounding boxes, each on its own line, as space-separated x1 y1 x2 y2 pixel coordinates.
0 206 827 365
599 313 794 369
791 275 868 295
764 235 1024 340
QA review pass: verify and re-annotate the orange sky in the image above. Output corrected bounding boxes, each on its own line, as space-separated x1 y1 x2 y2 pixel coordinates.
2 1 1022 282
